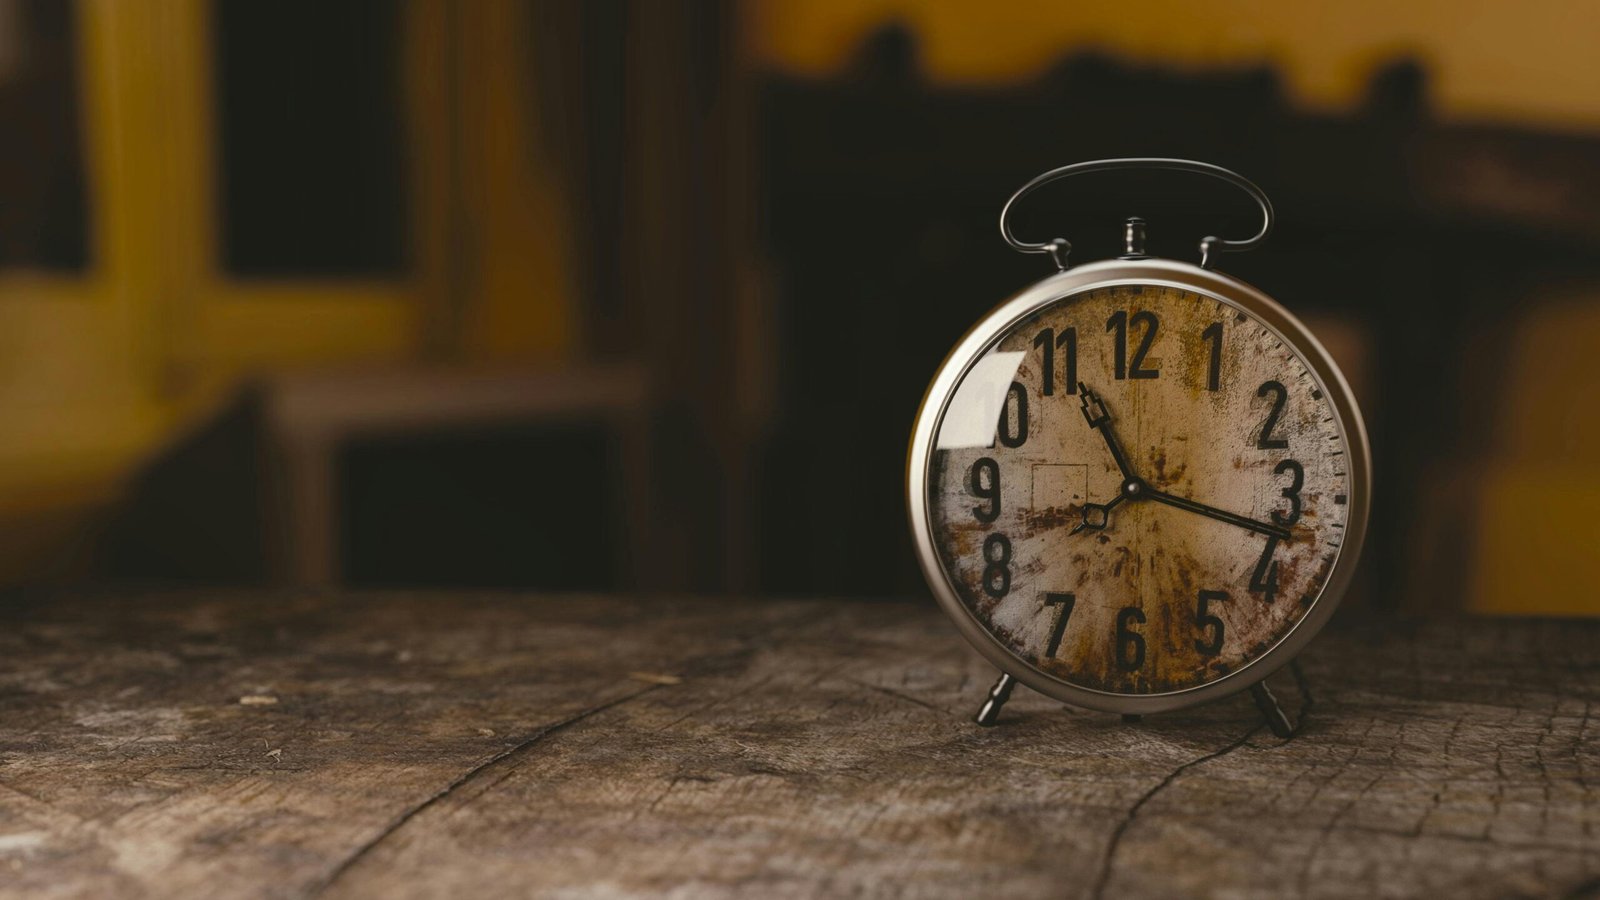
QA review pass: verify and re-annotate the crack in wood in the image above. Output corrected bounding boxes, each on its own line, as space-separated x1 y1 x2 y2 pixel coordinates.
310 683 662 896
652 674 777 733
628 775 689 824
845 678 949 715
1090 726 1264 900
1298 717 1404 895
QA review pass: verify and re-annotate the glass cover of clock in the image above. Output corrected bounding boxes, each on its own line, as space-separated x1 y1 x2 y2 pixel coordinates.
927 284 1352 695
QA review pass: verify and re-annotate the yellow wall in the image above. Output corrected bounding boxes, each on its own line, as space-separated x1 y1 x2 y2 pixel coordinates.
1467 294 1600 616
748 0 1600 129
0 0 575 582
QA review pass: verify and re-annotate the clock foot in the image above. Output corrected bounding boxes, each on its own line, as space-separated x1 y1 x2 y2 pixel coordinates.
973 672 1016 726
1251 660 1312 739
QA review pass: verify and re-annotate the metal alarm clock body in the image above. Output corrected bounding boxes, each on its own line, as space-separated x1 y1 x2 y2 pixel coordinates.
906 160 1370 729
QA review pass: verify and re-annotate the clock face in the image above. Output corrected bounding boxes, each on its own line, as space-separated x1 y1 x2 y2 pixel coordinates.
925 282 1353 697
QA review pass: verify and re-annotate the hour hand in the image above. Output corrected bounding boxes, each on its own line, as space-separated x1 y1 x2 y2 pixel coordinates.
1078 382 1135 481
1079 383 1110 428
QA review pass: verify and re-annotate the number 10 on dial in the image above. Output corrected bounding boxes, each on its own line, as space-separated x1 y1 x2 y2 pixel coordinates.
907 159 1369 732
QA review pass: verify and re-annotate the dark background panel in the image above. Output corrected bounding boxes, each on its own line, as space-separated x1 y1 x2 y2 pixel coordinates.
213 0 407 277
0 0 87 272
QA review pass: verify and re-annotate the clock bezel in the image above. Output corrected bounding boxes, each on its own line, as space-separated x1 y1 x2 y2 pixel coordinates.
906 257 1371 715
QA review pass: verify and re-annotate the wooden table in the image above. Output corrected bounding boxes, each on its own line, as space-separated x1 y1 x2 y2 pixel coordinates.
0 591 1594 898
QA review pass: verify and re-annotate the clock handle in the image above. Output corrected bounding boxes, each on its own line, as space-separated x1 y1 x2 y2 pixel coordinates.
998 157 1275 271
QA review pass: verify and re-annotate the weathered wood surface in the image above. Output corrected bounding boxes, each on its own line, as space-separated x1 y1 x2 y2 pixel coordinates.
0 591 1595 899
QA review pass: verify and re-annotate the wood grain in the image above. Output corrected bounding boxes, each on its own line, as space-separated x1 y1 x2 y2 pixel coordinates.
0 591 1595 898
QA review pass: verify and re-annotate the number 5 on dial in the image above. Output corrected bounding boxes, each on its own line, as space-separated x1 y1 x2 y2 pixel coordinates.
1194 590 1227 656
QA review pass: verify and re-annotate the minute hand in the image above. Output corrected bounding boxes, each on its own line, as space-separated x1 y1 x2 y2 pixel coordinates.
1143 487 1291 541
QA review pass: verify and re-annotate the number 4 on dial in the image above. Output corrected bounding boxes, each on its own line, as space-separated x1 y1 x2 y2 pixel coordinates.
1250 537 1280 604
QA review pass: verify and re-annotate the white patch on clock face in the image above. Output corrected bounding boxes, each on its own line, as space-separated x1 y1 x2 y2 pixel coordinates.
929 284 1351 695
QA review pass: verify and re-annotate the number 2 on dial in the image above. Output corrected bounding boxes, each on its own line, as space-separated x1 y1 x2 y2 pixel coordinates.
1255 380 1290 450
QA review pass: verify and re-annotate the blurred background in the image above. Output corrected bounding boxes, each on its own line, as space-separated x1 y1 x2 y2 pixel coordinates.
0 0 1595 614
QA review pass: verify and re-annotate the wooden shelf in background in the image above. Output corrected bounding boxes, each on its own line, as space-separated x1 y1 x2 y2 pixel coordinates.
260 364 652 588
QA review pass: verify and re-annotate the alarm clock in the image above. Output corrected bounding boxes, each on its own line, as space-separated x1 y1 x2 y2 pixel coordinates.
905 159 1370 734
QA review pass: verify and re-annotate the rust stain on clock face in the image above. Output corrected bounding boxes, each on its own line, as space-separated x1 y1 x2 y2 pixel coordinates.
928 285 1351 695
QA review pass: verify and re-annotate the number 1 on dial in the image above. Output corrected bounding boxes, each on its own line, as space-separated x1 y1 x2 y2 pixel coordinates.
1201 321 1222 391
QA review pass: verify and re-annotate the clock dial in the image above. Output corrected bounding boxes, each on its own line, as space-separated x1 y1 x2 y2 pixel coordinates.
927 284 1351 695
